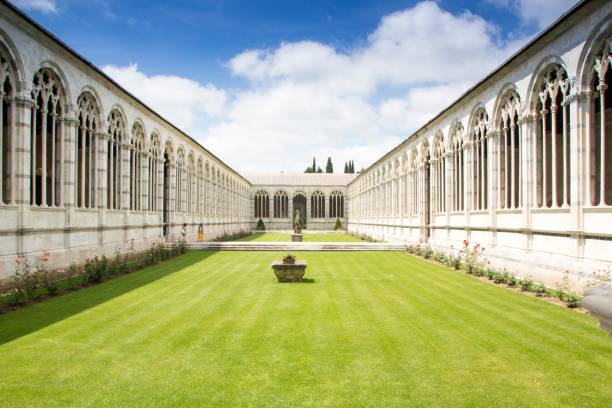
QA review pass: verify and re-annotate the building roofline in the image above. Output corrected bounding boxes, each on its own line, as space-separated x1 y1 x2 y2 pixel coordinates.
349 0 590 185
1 0 251 186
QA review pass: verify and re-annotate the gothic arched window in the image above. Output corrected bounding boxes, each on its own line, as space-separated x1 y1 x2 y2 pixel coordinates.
30 68 64 207
470 108 489 211
589 38 611 206
254 190 269 218
1 48 14 205
149 134 161 211
130 122 145 211
329 190 344 218
311 190 325 218
274 190 288 218
449 123 465 212
75 92 99 209
432 134 445 213
107 109 124 210
496 90 522 209
535 64 571 208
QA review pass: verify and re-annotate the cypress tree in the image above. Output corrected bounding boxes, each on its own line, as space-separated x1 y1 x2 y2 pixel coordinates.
344 162 348 173
326 157 333 173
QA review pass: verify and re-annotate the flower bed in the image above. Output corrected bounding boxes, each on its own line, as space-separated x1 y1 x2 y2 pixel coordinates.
405 240 596 310
0 238 187 313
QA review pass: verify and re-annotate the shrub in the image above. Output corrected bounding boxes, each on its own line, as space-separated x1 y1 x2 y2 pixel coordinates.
333 218 342 231
256 218 266 231
282 254 296 264
83 256 109 284
460 240 486 276
535 284 547 297
423 247 434 259
521 278 535 292
449 255 461 270
507 274 519 287
563 292 581 308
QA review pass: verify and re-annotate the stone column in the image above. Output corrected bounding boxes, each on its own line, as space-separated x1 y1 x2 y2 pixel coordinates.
13 93 33 257
62 111 78 250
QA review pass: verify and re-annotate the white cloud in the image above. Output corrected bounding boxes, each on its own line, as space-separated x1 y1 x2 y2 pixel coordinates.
102 64 227 136
485 0 579 29
11 0 57 13
105 1 528 173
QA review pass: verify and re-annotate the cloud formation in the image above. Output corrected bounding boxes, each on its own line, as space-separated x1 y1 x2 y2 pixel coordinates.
104 1 532 173
102 64 227 136
11 0 57 13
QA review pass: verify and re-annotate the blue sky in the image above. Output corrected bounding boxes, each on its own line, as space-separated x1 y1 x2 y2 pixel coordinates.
11 0 579 173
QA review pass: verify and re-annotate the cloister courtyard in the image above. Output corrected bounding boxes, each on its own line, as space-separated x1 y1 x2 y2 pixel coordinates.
1 0 612 406
1 248 611 407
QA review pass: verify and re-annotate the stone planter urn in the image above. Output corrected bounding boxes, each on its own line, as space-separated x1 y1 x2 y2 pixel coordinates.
272 260 307 282
291 234 303 242
583 284 612 337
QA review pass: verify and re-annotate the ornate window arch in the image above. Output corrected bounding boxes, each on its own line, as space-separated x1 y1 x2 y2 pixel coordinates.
254 190 269 218
107 109 124 209
148 133 161 211
587 35 611 206
197 158 203 215
409 149 419 215
205 162 211 216
311 190 325 218
186 152 195 214
130 122 145 211
534 64 571 208
75 92 100 209
30 68 64 207
329 190 344 218
449 122 465 212
1 46 16 205
175 147 185 212
496 89 522 209
432 133 446 214
470 107 489 211
273 190 288 218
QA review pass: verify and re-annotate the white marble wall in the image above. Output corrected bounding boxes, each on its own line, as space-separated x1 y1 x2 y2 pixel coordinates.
0 3 251 277
249 185 348 230
347 0 612 289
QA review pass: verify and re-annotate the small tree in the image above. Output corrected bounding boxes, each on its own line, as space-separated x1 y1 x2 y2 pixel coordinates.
334 218 342 231
256 218 266 231
317 166 323 173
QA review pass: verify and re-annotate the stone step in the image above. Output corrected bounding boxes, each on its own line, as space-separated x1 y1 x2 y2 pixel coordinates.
187 242 407 251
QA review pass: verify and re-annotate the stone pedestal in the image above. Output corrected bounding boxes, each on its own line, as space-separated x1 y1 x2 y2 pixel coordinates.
272 260 307 282
583 284 612 337
291 234 303 242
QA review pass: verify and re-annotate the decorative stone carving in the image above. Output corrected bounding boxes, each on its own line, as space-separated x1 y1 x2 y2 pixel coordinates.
271 260 307 282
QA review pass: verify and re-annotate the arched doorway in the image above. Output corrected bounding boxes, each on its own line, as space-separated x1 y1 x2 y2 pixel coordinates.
293 193 307 229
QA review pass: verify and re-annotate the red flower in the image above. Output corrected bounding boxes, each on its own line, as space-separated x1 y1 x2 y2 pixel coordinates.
463 239 468 247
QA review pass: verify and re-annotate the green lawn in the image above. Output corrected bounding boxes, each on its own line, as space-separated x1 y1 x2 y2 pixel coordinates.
234 233 366 242
0 251 611 407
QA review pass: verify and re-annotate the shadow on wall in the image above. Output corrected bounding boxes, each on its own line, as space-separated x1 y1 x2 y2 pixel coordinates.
0 252 215 346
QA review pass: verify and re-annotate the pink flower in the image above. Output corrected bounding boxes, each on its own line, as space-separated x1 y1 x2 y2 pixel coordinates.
15 257 23 265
